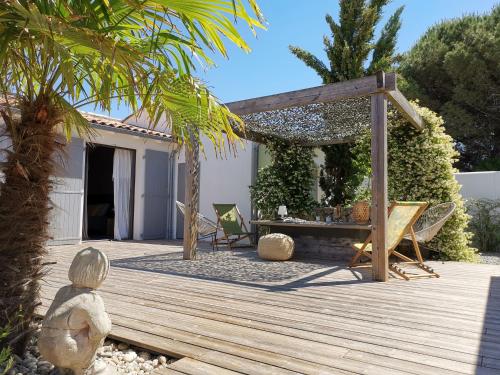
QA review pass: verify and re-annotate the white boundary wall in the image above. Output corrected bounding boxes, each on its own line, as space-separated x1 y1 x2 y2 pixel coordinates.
455 171 500 200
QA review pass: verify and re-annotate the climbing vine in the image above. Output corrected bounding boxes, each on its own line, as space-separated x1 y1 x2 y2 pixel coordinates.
250 139 317 219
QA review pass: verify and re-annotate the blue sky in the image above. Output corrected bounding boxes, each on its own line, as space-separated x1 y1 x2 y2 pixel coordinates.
100 0 498 120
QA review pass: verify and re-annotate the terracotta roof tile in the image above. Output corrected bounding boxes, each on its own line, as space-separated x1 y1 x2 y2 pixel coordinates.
0 97 172 142
82 113 173 141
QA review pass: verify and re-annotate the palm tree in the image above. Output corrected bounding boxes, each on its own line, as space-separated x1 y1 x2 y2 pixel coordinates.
0 0 263 354
289 0 403 205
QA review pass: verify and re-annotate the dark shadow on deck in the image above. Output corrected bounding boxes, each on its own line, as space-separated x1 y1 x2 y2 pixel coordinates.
110 248 374 291
478 276 500 373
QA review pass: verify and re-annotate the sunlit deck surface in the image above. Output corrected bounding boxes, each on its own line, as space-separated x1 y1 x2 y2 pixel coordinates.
40 241 500 375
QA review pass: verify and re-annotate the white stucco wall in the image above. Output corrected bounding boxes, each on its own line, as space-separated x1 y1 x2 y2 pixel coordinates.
455 171 500 200
84 129 178 240
177 137 256 229
124 112 258 239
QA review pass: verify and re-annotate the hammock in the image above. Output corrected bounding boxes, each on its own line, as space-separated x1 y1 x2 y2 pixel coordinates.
404 202 456 243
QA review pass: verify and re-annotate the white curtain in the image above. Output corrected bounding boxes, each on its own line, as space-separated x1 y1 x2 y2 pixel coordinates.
113 149 133 240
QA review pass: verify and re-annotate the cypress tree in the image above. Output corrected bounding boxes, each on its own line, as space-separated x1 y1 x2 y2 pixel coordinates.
289 0 403 205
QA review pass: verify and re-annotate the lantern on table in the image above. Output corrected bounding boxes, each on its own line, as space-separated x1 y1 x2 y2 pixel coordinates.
278 205 288 220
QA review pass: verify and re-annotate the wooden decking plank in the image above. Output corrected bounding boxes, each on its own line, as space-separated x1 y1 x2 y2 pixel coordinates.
39 290 484 375
40 281 499 366
44 269 496 336
75 272 497 336
168 358 251 375
45 268 500 325
44 260 500 316
41 242 499 375
43 270 498 356
153 368 187 375
37 300 355 375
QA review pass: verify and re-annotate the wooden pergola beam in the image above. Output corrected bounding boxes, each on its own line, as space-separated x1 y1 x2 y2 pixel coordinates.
226 73 397 115
226 72 423 134
386 89 423 130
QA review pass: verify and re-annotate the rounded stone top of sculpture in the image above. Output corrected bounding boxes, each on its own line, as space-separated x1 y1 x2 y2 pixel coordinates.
68 247 110 289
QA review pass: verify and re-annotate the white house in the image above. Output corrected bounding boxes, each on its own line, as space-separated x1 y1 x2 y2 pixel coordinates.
0 107 260 246
21 113 179 245
126 112 259 240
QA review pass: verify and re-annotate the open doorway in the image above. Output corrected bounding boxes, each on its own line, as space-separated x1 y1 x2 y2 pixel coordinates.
84 145 135 240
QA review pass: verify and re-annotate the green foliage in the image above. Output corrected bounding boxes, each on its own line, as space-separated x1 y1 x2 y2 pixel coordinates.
474 158 500 172
289 0 403 204
0 0 265 354
250 139 317 219
289 0 403 83
0 325 14 375
399 5 500 171
467 199 500 253
0 0 265 151
319 144 369 205
353 104 478 261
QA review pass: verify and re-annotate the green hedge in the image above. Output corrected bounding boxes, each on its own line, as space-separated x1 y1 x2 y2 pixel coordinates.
354 104 478 261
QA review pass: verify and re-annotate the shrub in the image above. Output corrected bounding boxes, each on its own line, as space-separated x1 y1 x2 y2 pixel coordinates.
467 199 500 253
353 103 478 261
250 139 317 219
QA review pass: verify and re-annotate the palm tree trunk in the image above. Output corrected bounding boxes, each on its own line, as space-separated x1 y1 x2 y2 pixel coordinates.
0 97 61 354
183 136 200 260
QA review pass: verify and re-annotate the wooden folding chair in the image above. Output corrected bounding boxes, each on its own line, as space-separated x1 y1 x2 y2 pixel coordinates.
349 201 440 280
213 203 254 250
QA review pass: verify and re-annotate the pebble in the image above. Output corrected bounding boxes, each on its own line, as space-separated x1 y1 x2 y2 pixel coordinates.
8 324 173 375
480 254 500 264
138 352 151 361
158 356 167 365
123 351 138 363
117 343 129 351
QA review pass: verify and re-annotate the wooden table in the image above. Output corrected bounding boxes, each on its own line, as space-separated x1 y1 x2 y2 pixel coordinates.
250 220 371 260
250 220 371 231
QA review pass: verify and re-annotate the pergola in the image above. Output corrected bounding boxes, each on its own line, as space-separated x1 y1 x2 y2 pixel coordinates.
182 71 423 282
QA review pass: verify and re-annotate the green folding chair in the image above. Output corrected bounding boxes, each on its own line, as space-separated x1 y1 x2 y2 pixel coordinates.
213 203 254 250
350 201 440 280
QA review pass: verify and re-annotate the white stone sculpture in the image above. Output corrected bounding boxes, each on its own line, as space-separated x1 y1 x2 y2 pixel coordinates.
38 247 114 375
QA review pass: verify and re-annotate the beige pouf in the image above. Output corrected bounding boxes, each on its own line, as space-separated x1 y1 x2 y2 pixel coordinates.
258 233 295 261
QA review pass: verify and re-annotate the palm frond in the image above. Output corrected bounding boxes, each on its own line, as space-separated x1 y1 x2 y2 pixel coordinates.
0 0 264 151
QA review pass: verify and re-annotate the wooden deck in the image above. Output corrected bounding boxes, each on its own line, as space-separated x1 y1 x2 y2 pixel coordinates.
39 241 500 375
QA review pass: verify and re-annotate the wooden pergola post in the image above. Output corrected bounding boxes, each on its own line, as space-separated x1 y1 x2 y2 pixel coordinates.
370 89 389 281
183 135 200 260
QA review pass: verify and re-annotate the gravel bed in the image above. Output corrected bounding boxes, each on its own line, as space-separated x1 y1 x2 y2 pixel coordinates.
479 253 500 265
111 247 332 283
4 323 175 375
